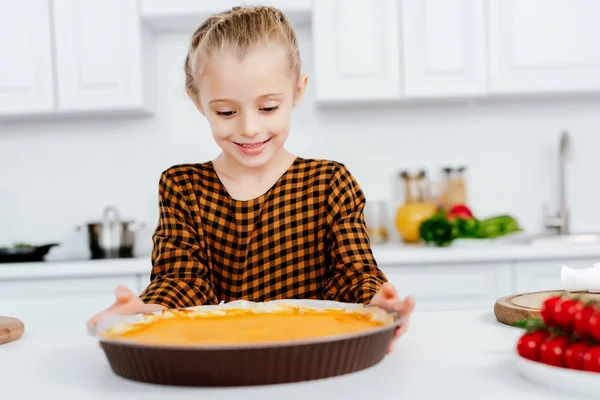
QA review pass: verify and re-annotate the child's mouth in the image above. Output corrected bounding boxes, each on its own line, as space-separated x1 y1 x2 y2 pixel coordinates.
234 138 271 149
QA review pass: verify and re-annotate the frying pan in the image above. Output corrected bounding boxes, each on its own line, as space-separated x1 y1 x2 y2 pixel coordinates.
0 243 59 263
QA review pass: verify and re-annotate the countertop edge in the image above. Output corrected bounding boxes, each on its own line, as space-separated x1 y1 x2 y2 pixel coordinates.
2 243 600 280
0 257 152 280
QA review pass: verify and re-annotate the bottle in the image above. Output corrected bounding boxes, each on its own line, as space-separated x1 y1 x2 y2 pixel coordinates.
395 170 437 244
444 166 467 209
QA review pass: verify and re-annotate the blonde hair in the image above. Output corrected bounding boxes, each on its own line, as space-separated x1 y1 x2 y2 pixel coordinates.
184 5 301 97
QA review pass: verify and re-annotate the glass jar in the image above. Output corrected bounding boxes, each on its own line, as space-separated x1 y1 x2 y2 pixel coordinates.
364 200 389 244
442 166 467 209
395 170 437 244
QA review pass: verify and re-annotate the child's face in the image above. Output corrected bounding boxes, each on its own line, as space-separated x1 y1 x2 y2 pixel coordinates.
191 42 306 169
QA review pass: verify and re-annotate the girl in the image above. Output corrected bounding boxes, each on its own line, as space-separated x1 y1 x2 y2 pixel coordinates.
88 5 414 351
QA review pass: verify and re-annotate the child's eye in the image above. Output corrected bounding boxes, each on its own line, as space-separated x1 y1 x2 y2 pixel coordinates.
216 111 236 117
260 106 279 113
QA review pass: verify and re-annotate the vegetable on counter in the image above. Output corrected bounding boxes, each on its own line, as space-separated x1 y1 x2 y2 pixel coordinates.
418 204 521 247
417 212 460 247
447 204 474 220
515 295 600 372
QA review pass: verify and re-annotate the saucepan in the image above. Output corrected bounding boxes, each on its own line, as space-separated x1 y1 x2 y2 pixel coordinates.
77 205 145 259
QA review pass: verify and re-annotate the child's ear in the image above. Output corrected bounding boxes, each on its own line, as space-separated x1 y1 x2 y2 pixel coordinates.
293 74 308 107
186 89 205 116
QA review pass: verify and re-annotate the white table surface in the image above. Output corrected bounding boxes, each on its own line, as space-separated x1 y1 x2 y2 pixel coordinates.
1 301 595 400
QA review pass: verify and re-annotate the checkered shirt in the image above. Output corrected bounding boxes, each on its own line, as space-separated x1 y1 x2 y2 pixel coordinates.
139 157 387 308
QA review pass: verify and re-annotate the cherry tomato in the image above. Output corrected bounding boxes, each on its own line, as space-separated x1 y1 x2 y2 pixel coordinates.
539 336 569 367
589 311 600 341
541 296 561 327
574 306 595 339
517 330 549 361
582 346 600 373
553 299 584 331
565 342 588 370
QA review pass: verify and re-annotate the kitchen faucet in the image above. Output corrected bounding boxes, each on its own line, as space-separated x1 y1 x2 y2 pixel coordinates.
544 130 571 235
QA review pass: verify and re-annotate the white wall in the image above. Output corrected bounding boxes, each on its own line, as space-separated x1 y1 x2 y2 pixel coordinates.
1 28 600 259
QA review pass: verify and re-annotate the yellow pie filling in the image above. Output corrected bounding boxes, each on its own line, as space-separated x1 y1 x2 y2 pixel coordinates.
101 307 390 346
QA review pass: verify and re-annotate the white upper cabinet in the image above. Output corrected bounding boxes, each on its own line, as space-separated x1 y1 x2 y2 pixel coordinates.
401 0 487 98
0 0 54 114
52 0 147 112
312 0 401 102
490 0 600 94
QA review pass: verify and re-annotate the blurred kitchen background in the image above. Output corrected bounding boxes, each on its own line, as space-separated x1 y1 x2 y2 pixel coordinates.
2 0 600 312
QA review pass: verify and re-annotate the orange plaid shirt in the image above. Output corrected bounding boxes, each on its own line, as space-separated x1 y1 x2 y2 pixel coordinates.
139 157 387 308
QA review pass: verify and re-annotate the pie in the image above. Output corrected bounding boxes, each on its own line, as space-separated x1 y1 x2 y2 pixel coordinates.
99 303 393 346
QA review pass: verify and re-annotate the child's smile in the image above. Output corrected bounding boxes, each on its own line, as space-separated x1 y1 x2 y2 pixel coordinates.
234 138 272 155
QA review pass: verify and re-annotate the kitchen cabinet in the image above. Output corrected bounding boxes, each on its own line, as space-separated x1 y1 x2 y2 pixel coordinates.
513 258 598 293
52 0 149 112
489 0 600 94
0 275 142 325
379 262 512 311
141 0 312 31
312 0 401 103
0 0 54 115
401 0 487 98
0 275 142 301
0 0 150 118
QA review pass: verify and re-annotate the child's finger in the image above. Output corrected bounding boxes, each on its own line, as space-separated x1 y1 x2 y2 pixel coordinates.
404 295 416 314
381 283 399 300
86 311 107 331
115 285 135 304
396 320 409 338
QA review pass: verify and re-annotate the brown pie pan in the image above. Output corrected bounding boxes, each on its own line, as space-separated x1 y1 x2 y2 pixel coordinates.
95 300 404 387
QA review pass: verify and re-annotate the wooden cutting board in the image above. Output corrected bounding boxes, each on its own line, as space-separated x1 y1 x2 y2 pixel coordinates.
0 317 24 345
494 290 600 326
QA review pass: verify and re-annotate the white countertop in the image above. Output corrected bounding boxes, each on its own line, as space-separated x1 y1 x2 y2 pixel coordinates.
0 301 590 400
0 257 152 280
2 241 600 281
372 241 600 264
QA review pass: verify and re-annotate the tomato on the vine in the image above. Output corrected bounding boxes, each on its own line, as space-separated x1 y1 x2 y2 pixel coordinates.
589 311 600 341
539 336 569 367
517 330 549 361
541 296 561 327
565 342 588 370
583 346 600 373
574 305 595 339
553 299 585 331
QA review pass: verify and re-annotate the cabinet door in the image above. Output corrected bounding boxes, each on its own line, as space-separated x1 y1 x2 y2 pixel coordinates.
489 0 600 94
515 258 598 293
379 262 512 311
401 0 487 97
52 0 145 111
0 276 139 326
312 0 401 102
0 0 54 114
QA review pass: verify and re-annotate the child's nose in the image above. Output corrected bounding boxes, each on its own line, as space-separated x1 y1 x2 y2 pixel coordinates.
240 114 260 138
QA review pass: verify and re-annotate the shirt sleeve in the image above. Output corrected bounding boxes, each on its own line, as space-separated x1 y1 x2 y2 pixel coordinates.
139 169 219 308
323 164 388 304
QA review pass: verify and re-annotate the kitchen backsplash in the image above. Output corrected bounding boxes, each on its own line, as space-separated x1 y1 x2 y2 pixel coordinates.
2 28 600 257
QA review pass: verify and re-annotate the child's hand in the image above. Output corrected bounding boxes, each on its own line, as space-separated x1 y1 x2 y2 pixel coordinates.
369 282 415 354
86 285 166 332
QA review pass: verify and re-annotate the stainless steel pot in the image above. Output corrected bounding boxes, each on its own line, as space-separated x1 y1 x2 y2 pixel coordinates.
77 206 145 259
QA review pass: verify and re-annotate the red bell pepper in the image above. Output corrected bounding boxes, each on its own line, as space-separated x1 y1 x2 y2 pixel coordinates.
447 204 474 220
